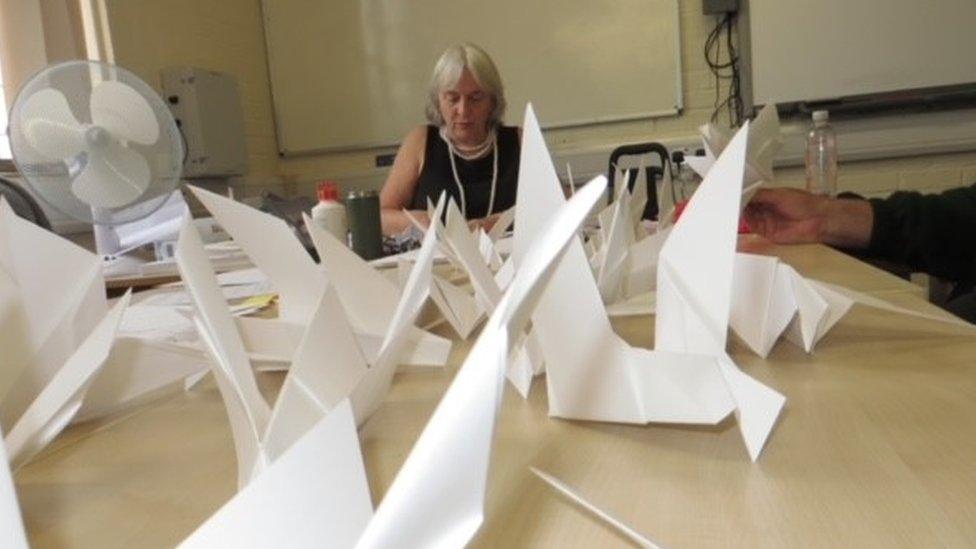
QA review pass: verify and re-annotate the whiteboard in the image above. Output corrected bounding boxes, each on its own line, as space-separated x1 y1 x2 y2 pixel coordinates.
748 0 976 105
262 0 682 154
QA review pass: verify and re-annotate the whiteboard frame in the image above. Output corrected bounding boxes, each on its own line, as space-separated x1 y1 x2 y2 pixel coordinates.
261 0 684 157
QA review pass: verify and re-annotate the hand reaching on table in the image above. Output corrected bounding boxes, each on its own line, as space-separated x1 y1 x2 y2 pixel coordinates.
743 187 874 249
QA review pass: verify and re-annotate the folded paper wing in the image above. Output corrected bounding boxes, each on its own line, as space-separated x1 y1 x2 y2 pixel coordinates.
179 400 372 549
357 157 608 549
0 198 107 433
302 210 452 366
6 291 130 469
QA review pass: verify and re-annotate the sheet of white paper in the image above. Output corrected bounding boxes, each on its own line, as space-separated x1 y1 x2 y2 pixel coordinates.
596 197 634 303
180 400 372 549
216 267 267 286
188 185 325 324
0 433 28 549
5 292 130 470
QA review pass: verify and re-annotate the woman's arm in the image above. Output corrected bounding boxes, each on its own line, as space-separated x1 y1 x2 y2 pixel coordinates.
380 126 431 235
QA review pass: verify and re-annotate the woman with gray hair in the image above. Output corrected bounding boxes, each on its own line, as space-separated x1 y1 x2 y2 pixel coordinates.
380 43 520 235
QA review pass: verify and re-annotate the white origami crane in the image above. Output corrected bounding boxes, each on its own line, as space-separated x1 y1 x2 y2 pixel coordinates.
0 198 201 467
181 164 606 549
685 103 781 186
177 196 450 487
514 106 784 460
176 216 368 488
730 252 974 358
188 185 452 368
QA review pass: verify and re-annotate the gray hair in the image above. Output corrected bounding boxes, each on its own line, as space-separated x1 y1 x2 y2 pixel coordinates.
425 43 506 129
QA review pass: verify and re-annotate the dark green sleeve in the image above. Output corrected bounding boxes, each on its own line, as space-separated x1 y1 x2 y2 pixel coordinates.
867 183 976 284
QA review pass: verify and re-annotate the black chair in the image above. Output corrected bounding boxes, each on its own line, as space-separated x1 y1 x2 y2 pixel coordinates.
0 176 52 229
606 142 670 220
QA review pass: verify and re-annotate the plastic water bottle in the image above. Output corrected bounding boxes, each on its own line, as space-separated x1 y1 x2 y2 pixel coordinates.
805 110 838 197
311 180 348 243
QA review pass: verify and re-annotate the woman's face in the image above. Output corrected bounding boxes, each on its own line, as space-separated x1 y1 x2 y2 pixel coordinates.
438 68 493 146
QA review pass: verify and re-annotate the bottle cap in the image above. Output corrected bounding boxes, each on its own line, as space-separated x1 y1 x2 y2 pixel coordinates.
317 180 339 202
812 110 829 125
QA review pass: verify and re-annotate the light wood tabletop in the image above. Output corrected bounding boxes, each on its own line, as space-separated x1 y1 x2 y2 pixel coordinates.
15 242 976 548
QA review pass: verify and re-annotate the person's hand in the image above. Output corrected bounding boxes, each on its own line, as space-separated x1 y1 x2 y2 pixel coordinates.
743 188 829 244
743 187 874 249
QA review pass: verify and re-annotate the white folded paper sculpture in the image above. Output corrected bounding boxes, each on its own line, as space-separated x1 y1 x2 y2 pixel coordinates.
0 198 108 433
357 159 609 549
176 219 367 488
179 400 373 549
685 103 781 186
5 291 131 469
189 185 451 367
514 106 783 460
730 253 974 357
0 433 28 549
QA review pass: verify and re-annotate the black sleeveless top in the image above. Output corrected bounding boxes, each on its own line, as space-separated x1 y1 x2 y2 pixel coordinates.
411 125 520 219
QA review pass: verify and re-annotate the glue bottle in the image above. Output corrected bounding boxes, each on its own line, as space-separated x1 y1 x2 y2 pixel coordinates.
805 110 838 197
311 180 348 243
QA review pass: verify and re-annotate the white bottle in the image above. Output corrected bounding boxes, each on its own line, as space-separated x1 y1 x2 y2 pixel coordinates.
805 110 838 197
311 180 348 243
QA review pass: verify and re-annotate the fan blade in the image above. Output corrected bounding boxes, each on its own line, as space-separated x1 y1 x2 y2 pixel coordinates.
90 81 160 145
71 142 151 209
20 88 85 160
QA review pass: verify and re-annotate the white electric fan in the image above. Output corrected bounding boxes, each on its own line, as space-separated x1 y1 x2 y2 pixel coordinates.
7 60 185 274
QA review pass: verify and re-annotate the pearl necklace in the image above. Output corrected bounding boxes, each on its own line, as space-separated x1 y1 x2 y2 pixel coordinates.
440 127 498 218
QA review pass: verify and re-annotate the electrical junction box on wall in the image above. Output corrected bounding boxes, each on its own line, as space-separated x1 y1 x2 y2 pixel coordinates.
161 67 248 178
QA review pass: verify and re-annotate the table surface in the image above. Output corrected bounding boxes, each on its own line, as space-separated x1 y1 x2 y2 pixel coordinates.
16 241 976 548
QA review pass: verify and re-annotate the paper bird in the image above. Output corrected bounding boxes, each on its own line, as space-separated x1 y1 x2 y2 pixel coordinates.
357 158 608 549
514 107 783 460
6 291 131 469
685 103 781 186
730 252 974 358
189 185 451 368
176 218 367 488
0 198 201 462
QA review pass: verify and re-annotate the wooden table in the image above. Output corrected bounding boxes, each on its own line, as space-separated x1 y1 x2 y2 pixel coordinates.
16 243 976 547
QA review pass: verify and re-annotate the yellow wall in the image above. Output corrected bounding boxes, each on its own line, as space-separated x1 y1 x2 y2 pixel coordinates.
105 0 280 195
102 0 976 198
